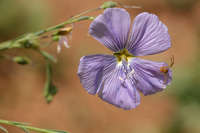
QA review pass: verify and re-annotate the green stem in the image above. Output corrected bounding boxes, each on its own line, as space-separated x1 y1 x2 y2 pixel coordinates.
0 119 66 133
34 16 84 36
0 16 93 51
71 7 100 19
0 40 22 51
34 8 99 36
0 41 11 51
0 7 98 51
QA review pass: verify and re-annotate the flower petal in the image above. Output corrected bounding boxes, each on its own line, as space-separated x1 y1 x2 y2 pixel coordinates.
78 54 116 94
78 54 140 110
129 58 172 95
127 12 171 56
98 62 140 110
89 8 131 52
57 36 70 53
57 42 62 53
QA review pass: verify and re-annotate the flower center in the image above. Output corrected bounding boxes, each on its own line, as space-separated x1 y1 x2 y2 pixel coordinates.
113 49 134 62
113 49 135 82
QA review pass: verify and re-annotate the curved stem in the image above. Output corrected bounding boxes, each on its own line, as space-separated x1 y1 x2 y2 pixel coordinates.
0 7 99 51
34 7 100 36
71 7 100 19
0 41 10 51
34 16 94 36
0 119 67 133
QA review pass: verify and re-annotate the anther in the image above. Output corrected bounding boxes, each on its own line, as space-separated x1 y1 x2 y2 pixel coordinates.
160 66 169 73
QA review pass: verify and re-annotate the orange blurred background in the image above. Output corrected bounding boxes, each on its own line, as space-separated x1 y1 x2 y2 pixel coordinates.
1 0 200 133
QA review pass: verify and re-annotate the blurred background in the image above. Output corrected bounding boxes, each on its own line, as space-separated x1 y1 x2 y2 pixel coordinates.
0 0 200 133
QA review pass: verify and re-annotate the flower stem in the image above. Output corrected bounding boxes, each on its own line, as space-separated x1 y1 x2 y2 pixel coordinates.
0 41 10 51
71 7 100 19
0 119 67 133
34 7 100 36
0 7 99 50
34 16 94 36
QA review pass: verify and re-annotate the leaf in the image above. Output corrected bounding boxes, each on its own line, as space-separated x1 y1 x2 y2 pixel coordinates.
44 62 58 103
0 125 8 133
40 51 57 63
44 83 58 103
46 129 67 133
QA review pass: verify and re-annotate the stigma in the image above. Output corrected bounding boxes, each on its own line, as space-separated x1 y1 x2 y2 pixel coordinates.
114 49 134 63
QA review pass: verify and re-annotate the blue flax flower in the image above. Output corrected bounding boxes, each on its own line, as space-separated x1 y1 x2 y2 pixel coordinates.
78 8 172 110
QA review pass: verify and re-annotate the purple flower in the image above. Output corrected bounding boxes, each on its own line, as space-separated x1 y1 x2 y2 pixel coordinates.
78 8 172 110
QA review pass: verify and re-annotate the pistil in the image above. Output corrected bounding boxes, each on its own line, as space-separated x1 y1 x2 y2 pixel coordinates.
113 49 134 62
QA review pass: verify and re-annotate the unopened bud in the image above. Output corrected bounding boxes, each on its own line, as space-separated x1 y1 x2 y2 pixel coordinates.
53 26 73 36
19 34 38 49
89 16 95 20
13 56 31 65
58 27 73 35
23 40 33 48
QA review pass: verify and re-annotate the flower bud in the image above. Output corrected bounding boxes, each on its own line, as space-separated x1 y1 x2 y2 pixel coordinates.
57 27 73 36
13 56 31 65
53 26 73 37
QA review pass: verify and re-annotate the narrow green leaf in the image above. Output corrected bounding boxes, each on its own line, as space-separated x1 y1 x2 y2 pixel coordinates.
47 129 67 133
40 51 57 63
44 62 58 103
0 119 69 133
0 125 8 133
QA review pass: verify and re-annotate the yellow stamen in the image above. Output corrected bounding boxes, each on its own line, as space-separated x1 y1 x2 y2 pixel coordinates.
113 49 134 63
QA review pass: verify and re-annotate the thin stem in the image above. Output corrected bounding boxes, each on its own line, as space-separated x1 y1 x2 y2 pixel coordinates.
0 119 66 133
34 8 100 36
71 7 100 19
0 16 93 51
34 16 92 36
0 41 11 51
0 6 99 50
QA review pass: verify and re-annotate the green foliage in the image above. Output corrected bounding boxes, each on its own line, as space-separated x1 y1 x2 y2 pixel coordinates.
0 120 67 133
13 56 31 65
44 62 58 103
21 127 30 133
0 0 113 104
0 125 8 133
40 51 57 63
